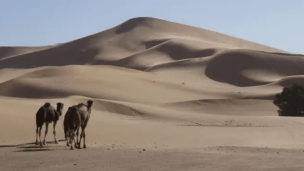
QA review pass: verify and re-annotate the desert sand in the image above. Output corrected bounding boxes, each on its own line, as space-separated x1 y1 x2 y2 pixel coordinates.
1 17 304 170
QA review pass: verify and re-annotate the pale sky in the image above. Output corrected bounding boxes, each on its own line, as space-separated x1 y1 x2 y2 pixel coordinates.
1 0 303 54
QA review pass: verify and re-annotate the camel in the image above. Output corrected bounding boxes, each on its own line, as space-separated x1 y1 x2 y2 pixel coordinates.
67 100 93 150
63 101 94 147
35 102 64 146
63 107 72 145
63 106 80 147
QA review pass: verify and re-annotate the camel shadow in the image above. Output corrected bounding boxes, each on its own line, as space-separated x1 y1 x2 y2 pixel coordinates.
0 145 16 148
15 148 54 152
0 139 66 152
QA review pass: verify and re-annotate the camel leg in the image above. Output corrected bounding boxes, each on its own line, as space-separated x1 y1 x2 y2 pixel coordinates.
66 139 70 146
66 132 70 146
35 127 39 145
43 123 49 145
78 126 84 149
65 128 70 146
39 127 43 146
70 138 74 150
69 130 72 144
53 121 58 144
83 129 86 148
70 131 76 150
76 128 79 148
74 130 78 149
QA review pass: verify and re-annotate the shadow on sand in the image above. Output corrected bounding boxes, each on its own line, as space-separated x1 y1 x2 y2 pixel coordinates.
15 147 54 152
0 139 66 152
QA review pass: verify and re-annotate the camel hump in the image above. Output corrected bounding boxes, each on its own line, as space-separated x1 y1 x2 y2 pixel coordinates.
43 102 51 108
71 106 79 112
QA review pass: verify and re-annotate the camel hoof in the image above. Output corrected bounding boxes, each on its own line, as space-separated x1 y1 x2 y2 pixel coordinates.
83 145 86 148
55 141 59 144
70 148 74 150
66 143 70 147
35 142 39 145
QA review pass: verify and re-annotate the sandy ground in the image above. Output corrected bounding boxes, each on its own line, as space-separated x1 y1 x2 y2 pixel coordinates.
2 145 304 171
1 17 304 170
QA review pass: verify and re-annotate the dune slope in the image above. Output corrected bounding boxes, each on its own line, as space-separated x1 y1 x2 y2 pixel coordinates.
0 46 52 59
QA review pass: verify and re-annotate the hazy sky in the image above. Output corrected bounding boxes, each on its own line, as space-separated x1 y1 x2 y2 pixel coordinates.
1 0 303 54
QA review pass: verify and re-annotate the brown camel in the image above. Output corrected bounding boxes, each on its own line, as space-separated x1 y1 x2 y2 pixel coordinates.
63 106 72 146
67 100 93 150
35 102 64 146
63 101 94 147
63 106 80 147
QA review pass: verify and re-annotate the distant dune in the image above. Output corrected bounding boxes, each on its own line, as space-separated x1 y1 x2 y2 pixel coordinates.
1 17 304 171
0 46 52 59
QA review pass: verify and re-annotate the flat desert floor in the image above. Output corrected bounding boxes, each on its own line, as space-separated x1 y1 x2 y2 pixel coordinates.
1 17 304 171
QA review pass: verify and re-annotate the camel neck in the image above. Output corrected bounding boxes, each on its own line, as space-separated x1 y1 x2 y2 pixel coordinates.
56 109 62 116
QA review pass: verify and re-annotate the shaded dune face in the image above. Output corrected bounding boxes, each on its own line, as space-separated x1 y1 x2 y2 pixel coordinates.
205 50 304 87
0 46 52 59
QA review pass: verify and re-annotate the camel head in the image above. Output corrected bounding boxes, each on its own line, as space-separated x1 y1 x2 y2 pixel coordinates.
87 100 93 111
56 102 64 116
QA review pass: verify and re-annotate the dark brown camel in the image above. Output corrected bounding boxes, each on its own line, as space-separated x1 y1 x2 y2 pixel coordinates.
67 100 93 150
35 102 64 146
63 106 72 146
63 106 80 147
64 101 95 147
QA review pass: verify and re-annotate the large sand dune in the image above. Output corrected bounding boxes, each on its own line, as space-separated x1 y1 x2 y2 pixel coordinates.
1 17 304 170
0 46 53 59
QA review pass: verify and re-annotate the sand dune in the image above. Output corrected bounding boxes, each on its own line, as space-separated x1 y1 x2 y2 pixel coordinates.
1 17 304 170
147 49 304 86
205 49 304 87
0 65 225 102
0 46 52 59
0 17 288 70
161 99 278 116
